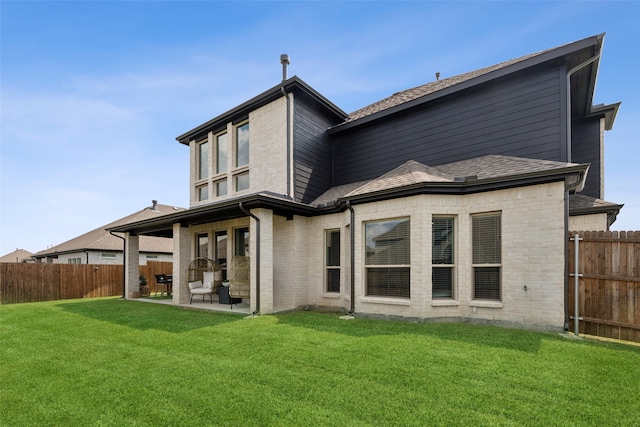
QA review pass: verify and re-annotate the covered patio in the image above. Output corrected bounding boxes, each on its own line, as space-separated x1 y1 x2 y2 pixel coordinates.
137 295 253 315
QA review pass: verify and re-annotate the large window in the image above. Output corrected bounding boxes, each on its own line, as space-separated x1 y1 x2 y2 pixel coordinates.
432 217 454 299
472 213 502 300
235 122 249 167
365 218 410 298
215 230 228 280
198 139 208 180
234 227 250 256
197 233 209 258
216 132 228 174
325 229 340 293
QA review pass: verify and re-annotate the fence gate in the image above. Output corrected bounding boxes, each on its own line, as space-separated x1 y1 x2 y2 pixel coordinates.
568 231 640 343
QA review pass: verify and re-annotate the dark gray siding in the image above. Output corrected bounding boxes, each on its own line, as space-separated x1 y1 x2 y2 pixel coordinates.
293 94 343 203
572 118 602 198
331 67 564 185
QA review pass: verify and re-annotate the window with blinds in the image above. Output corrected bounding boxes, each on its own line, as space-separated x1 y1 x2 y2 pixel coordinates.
325 229 340 293
365 218 410 298
472 213 502 300
432 217 455 299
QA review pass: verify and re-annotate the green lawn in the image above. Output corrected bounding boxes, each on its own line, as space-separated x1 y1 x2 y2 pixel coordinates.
1 298 639 426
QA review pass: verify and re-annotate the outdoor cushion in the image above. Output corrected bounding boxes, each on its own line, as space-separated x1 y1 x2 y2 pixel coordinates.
188 280 203 290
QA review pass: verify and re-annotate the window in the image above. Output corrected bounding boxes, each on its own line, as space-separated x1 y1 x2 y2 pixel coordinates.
197 233 209 258
472 213 501 300
325 229 340 293
216 180 228 196
216 132 228 174
235 122 249 167
234 227 249 256
235 172 249 191
197 185 208 201
198 139 209 180
432 217 455 299
365 218 410 298
101 253 116 258
215 231 228 280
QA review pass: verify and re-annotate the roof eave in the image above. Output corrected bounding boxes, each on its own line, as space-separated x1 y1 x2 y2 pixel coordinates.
340 166 587 205
330 34 604 134
176 76 348 145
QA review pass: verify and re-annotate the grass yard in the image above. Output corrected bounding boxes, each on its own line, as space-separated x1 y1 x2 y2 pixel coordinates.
1 298 639 426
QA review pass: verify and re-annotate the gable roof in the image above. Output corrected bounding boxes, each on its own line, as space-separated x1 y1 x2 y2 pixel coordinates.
176 76 348 145
0 249 34 263
33 202 185 258
331 33 611 132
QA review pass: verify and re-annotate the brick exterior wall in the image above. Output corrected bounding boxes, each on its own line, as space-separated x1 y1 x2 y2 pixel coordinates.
189 97 289 207
569 213 608 231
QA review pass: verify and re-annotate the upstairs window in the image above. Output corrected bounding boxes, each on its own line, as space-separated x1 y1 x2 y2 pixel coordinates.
198 139 209 180
365 218 410 298
197 185 208 202
235 122 249 167
472 213 502 301
216 132 228 174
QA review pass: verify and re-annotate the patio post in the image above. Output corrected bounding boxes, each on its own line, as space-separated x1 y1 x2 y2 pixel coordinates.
124 233 140 299
173 223 191 305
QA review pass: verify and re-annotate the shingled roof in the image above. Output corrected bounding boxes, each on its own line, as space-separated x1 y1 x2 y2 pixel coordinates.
312 155 587 204
338 35 606 128
33 202 185 258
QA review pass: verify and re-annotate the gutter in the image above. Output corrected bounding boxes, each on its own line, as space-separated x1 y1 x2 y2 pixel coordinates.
109 231 126 300
239 202 260 315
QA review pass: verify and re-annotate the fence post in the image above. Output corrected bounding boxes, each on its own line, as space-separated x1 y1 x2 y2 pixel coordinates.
572 232 583 336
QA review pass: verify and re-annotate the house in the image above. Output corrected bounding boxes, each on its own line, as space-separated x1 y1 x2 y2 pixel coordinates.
110 34 622 331
0 249 34 263
33 201 184 265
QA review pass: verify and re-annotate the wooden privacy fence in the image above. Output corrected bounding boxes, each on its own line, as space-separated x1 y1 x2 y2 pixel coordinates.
0 261 172 304
568 231 640 343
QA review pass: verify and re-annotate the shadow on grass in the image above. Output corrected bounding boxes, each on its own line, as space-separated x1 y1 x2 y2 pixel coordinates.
273 311 546 354
56 297 242 334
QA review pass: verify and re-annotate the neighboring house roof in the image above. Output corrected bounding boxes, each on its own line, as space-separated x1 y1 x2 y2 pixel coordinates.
0 249 34 263
32 201 185 259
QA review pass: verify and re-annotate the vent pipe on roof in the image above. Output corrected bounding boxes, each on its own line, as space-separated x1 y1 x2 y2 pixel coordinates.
280 54 290 82
151 200 158 212
435 72 440 81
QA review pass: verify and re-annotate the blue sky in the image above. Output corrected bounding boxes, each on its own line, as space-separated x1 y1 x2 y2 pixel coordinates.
1 1 638 255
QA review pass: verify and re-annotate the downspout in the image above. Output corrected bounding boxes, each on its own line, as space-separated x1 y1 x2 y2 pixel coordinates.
239 202 260 315
346 201 355 315
109 231 126 300
83 250 90 264
563 47 600 328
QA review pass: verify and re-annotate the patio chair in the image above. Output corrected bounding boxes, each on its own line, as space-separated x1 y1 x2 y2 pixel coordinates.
155 274 169 298
228 255 250 308
187 257 222 304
